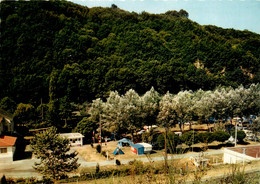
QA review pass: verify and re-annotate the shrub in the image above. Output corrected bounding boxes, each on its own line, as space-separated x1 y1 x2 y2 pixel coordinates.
96 163 100 174
96 144 101 153
231 130 246 143
101 151 106 157
1 175 7 184
115 159 121 165
213 131 230 143
181 131 199 147
198 132 214 144
157 132 180 153
129 160 145 175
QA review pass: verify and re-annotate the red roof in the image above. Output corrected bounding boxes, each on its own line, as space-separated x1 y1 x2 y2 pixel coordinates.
0 136 17 147
228 145 260 158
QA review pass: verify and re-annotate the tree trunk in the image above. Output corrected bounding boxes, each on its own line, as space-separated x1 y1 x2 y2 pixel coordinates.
131 130 134 143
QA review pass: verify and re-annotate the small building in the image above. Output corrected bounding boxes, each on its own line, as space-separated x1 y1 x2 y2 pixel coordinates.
138 143 152 153
59 133 84 146
0 135 17 162
131 144 144 155
0 108 14 135
143 125 158 132
223 145 260 164
190 156 210 168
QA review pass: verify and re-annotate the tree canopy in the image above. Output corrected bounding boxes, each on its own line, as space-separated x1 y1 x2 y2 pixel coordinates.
1 0 259 107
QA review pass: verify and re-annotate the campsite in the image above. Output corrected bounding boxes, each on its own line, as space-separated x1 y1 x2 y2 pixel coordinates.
77 139 155 162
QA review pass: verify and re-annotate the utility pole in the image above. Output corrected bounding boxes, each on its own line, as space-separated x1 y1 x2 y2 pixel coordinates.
164 127 168 172
235 120 237 147
192 126 194 152
99 113 102 152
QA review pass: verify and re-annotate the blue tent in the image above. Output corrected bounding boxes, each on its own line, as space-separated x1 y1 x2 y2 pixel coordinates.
113 147 124 155
130 144 144 155
117 138 133 147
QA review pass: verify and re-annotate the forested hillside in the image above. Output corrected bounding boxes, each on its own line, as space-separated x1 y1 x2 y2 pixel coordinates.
1 0 260 106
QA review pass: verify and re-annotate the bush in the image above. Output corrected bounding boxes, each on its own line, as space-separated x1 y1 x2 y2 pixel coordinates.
96 144 101 153
198 132 214 144
157 132 180 153
129 160 145 175
231 130 246 143
101 151 106 157
213 131 230 143
1 175 7 184
115 159 121 165
181 131 199 147
96 163 100 174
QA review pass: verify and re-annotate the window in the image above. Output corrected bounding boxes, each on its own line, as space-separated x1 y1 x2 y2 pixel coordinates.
0 148 7 153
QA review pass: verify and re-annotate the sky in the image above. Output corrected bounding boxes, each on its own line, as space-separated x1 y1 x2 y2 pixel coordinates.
69 0 260 34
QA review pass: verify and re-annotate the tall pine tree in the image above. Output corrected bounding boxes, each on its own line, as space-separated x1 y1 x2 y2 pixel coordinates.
30 127 80 180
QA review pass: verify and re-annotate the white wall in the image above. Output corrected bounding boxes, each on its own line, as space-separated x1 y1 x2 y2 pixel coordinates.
69 137 83 146
223 148 255 164
0 146 15 162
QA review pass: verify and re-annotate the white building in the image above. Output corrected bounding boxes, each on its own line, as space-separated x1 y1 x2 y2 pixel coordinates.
59 133 84 146
223 145 260 164
0 135 17 162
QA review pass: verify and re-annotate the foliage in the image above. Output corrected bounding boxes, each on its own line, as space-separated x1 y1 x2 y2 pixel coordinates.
1 175 7 184
0 97 16 113
129 160 144 175
231 130 246 143
181 131 199 147
74 117 97 141
1 0 259 106
96 144 101 153
198 132 214 144
96 163 100 174
115 159 121 165
250 119 260 138
213 131 230 143
157 132 180 153
141 127 158 145
30 127 80 180
13 103 36 128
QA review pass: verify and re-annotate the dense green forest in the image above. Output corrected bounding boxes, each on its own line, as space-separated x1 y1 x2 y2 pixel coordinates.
1 0 260 109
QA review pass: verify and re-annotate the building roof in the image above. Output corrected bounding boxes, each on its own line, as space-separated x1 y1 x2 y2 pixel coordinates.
0 108 13 121
59 133 84 139
138 143 152 148
0 136 17 147
131 143 144 149
227 145 260 158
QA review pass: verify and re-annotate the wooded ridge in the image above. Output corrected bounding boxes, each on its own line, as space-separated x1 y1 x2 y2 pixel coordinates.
1 0 259 106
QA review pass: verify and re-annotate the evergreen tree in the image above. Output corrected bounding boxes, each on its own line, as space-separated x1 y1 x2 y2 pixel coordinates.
1 175 7 184
30 127 80 180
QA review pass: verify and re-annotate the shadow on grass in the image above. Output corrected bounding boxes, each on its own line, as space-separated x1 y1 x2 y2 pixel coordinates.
239 141 250 145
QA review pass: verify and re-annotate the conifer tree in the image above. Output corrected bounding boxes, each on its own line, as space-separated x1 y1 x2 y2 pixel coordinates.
30 127 80 180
